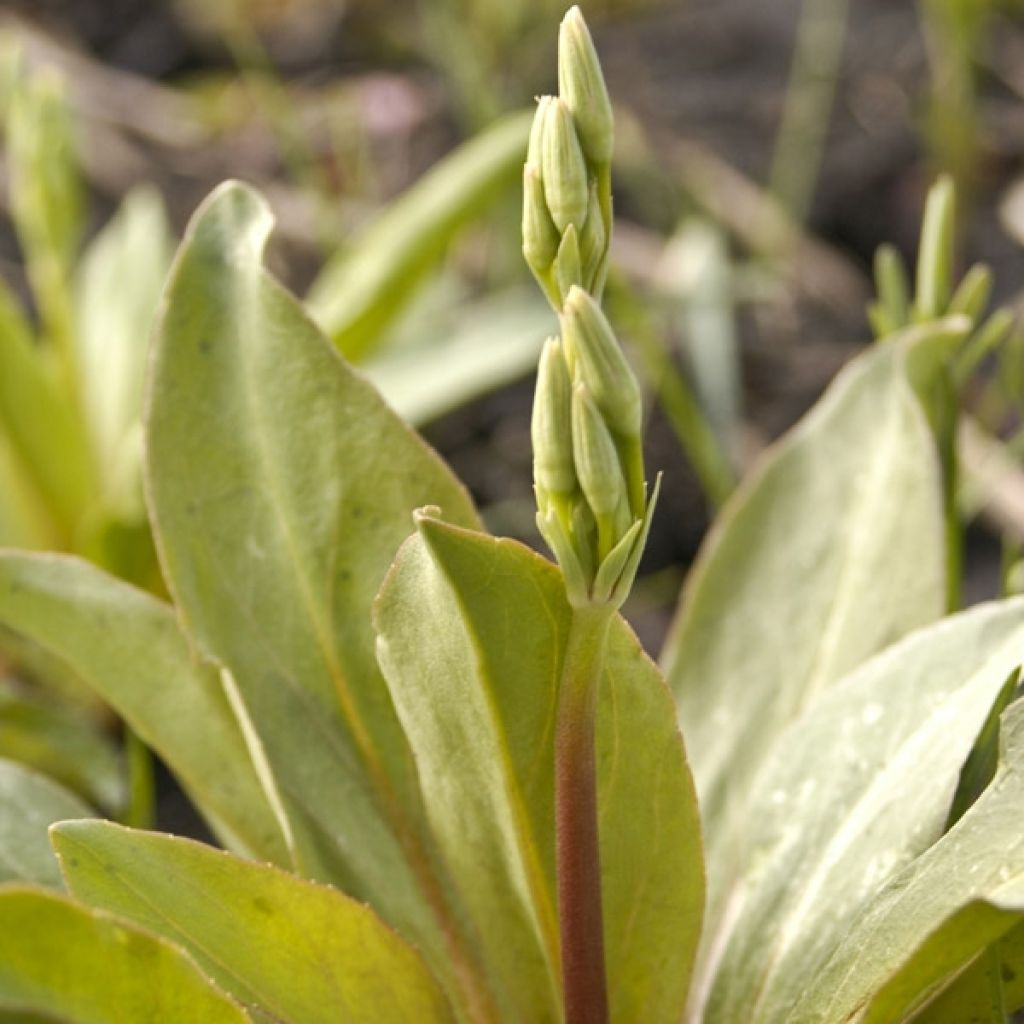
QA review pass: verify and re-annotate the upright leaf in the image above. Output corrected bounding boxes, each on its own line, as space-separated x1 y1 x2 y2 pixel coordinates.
703 600 1024 1023
307 111 531 360
75 185 172 521
793 698 1024 1024
0 886 248 1022
662 324 958 904
0 552 289 865
55 822 454 1024
375 515 704 1024
0 759 91 888
146 182 491 1017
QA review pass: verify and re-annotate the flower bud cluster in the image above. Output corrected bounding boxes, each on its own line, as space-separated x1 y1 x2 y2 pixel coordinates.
525 8 656 610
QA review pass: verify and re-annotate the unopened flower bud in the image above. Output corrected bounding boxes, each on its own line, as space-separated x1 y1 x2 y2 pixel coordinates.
579 182 607 291
527 95 554 168
532 338 576 496
555 222 582 299
571 382 628 522
562 285 641 440
558 6 614 167
522 164 560 276
541 98 589 234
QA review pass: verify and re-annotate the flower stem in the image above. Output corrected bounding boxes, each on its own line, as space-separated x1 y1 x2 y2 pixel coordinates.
555 604 613 1024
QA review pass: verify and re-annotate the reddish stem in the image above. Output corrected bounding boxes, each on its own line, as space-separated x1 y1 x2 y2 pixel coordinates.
555 606 612 1024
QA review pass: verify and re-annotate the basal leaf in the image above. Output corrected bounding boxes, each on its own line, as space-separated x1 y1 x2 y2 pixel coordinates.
54 821 455 1024
0 885 248 1022
375 514 704 1024
793 698 1024 1023
0 680 124 812
0 277 91 542
75 185 172 521
702 599 1024 1022
0 552 289 865
307 111 531 360
146 181 490 1016
0 759 91 888
662 323 959 940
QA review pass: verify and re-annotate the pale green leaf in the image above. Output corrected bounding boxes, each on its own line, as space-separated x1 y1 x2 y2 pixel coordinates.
0 885 249 1022
793 698 1024 1023
307 111 531 360
0 760 91 888
146 181 490 1016
375 514 704 1024
0 552 290 866
54 821 455 1024
703 599 1024 1023
662 323 959 912
75 185 172 521
0 680 124 812
0 277 92 540
364 288 552 425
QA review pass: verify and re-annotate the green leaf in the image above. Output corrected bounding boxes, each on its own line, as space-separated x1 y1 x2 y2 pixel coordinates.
661 323 958 910
791 698 1024 1024
0 760 91 888
0 277 92 542
702 599 1024 1023
704 598 1024 1019
0 552 290 865
75 185 172 521
146 181 489 1016
375 514 704 1024
363 288 552 425
0 680 124 813
54 821 455 1024
912 947 1006 1023
0 885 249 1022
307 111 531 360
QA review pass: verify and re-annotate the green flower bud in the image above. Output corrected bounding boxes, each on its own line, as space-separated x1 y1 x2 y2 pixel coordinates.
527 95 554 167
571 382 628 523
562 285 641 440
558 6 614 167
522 163 560 277
915 175 955 321
579 181 607 292
532 338 577 496
555 222 582 299
541 97 589 234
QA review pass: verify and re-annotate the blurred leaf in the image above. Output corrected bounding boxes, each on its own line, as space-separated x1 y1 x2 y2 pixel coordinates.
0 886 249 1021
661 321 960 909
146 181 492 1018
307 110 531 360
6 70 82 349
365 287 552 424
75 186 173 522
0 680 124 813
0 278 92 542
0 552 291 866
702 599 1024 1022
54 821 455 1024
0 759 92 888
376 515 704 1023
793 698 1024 1023
0 433 51 549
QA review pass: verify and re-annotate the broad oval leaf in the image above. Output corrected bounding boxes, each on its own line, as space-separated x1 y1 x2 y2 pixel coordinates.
0 759 91 888
662 325 957 920
0 885 248 1021
374 514 704 1024
146 181 490 1017
54 821 455 1024
0 552 289 865
794 698 1024 1023
703 598 1024 1023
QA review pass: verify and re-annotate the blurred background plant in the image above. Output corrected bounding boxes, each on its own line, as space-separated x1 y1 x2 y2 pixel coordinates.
3 0 1024 835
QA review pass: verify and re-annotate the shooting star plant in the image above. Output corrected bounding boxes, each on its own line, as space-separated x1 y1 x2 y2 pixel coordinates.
525 9 659 1022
